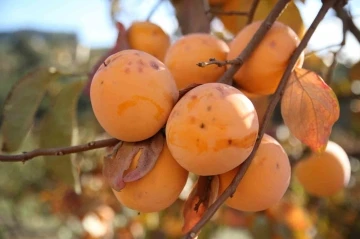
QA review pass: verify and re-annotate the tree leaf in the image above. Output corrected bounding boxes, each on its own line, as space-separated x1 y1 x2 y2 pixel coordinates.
182 175 219 236
38 77 86 185
281 68 340 152
1 67 59 152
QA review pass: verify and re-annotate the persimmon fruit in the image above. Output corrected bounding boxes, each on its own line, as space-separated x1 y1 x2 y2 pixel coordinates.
227 20 304 95
112 143 189 213
166 82 259 176
294 141 351 197
90 49 179 142
127 21 170 61
218 134 291 212
164 33 229 90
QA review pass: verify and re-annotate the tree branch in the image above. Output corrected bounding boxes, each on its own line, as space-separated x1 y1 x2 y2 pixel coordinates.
0 138 119 163
198 0 292 85
184 0 337 238
335 5 360 43
246 0 261 25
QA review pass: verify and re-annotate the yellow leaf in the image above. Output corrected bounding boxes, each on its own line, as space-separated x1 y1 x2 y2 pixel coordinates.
281 68 340 152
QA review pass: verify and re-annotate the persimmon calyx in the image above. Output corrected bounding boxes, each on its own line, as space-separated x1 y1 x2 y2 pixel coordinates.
102 132 165 191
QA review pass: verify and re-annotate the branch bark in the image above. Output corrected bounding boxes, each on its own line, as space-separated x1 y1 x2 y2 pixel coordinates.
217 0 291 85
335 5 360 43
0 138 119 162
184 0 337 238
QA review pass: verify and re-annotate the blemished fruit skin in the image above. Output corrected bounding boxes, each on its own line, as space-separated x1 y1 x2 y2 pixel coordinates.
90 49 179 142
164 33 229 90
218 134 291 212
227 21 304 95
127 21 170 62
113 143 189 213
294 141 351 197
166 82 259 176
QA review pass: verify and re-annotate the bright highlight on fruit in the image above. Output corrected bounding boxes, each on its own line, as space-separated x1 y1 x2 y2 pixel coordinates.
166 82 259 176
294 140 351 197
90 49 179 142
218 134 291 212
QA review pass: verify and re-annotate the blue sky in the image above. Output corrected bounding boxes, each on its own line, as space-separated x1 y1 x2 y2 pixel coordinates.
0 0 359 64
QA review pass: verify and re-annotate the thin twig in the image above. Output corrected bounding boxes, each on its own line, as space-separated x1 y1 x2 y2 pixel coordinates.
305 43 343 57
184 0 337 238
0 138 119 162
146 0 165 21
335 5 360 43
325 13 347 84
246 0 261 25
205 9 249 16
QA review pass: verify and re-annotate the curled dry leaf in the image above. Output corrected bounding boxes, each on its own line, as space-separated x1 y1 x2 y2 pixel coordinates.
182 175 220 236
102 132 164 191
281 68 340 152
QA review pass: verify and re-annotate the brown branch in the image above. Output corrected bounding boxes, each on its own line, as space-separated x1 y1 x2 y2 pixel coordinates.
246 0 261 25
184 0 337 238
335 5 360 43
305 43 343 57
147 0 165 21
0 138 119 163
217 0 292 85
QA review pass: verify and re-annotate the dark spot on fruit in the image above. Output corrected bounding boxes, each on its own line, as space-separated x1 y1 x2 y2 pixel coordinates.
269 40 277 48
276 163 279 169
134 52 140 56
196 138 199 142
101 81 104 85
127 61 133 65
212 117 215 122
152 30 158 35
189 116 196 123
125 67 130 74
228 139 232 145
137 59 145 66
138 67 143 73
191 95 197 100
207 106 212 111
150 61 159 70
200 123 205 129
216 85 226 97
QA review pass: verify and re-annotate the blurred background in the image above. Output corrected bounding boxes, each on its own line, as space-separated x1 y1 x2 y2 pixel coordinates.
0 0 360 238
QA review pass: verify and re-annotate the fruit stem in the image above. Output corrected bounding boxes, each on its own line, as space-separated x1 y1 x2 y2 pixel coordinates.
184 0 338 238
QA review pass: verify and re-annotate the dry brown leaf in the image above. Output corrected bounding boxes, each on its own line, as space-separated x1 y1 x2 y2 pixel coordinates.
281 68 340 152
182 175 219 235
102 133 164 191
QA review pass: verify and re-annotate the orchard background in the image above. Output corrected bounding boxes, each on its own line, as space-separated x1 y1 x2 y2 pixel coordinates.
1 0 360 238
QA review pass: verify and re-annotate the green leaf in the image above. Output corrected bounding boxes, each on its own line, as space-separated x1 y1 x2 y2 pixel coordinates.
38 77 86 186
1 67 59 152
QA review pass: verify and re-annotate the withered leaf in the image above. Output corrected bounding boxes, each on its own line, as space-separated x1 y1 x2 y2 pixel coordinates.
182 175 219 235
103 133 165 191
281 68 340 152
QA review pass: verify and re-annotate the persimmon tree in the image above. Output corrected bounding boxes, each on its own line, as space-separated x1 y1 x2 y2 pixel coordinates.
1 0 359 238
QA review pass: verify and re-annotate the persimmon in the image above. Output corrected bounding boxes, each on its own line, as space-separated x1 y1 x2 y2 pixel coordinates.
127 21 170 61
166 82 259 176
164 33 229 90
112 143 189 213
218 134 291 212
227 20 304 95
294 141 351 197
90 49 178 142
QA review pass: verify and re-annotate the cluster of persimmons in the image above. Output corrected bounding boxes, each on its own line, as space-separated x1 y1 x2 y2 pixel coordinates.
89 15 351 232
